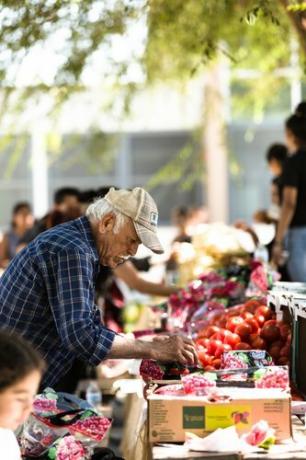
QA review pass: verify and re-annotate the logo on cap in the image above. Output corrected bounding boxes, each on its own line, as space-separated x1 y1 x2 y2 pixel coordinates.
150 212 158 227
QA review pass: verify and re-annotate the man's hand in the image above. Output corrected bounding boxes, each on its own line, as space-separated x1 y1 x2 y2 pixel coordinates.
150 335 198 366
107 332 198 366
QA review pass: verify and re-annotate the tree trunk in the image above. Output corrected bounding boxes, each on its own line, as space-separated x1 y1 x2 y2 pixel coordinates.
279 0 306 56
202 59 229 223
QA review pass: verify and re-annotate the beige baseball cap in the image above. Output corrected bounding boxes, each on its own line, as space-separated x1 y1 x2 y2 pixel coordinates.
104 187 164 254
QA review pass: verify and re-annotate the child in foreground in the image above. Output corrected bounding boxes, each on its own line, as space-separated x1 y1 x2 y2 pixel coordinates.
0 330 45 459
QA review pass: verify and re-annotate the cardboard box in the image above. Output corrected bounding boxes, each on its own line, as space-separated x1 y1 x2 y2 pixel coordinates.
148 388 291 443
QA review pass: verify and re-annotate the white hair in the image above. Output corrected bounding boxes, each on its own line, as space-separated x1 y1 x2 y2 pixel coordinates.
86 198 127 233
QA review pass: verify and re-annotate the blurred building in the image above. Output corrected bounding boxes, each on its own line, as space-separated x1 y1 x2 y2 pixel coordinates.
0 75 302 230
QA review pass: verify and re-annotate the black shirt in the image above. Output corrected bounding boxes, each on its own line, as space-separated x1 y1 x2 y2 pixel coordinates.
272 175 284 204
283 149 306 227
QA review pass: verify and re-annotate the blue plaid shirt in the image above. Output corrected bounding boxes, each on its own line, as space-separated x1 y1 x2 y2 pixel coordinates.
0 216 115 387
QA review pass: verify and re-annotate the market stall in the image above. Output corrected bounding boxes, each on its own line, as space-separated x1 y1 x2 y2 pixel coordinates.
119 247 306 459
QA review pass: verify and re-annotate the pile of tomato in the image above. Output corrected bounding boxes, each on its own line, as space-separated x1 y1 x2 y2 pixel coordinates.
195 299 291 370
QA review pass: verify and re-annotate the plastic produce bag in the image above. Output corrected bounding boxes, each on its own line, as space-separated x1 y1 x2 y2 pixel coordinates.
20 389 112 459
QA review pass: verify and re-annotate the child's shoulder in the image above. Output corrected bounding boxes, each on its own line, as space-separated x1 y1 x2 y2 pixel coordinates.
0 427 21 459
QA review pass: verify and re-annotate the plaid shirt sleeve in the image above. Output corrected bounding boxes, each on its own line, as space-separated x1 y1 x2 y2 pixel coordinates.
40 248 115 365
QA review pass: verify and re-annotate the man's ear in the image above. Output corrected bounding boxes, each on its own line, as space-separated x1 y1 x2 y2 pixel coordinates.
98 213 115 234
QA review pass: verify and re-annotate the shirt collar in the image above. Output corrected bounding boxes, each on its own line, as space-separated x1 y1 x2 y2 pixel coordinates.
76 216 99 262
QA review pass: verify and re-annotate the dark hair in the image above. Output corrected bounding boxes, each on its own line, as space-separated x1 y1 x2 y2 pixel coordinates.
54 187 80 205
0 330 45 392
12 202 31 215
295 101 306 117
95 186 113 198
285 112 306 145
266 143 288 165
173 205 189 217
79 189 97 204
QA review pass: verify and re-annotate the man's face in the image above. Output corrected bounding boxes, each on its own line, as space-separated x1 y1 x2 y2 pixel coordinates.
96 214 141 268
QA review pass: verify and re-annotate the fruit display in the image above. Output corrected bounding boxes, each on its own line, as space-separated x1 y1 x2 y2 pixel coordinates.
195 299 291 371
139 359 197 382
154 384 185 396
69 416 112 442
158 261 274 334
182 373 216 395
254 367 289 390
221 350 273 370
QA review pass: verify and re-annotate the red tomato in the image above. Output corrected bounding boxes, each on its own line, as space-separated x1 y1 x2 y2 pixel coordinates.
215 343 232 359
235 323 252 339
224 332 241 347
250 335 266 350
212 358 221 369
227 305 243 317
255 313 265 327
279 324 291 340
205 326 220 338
207 339 223 355
235 342 251 350
197 350 212 366
212 313 223 322
204 365 216 371
241 312 254 320
216 318 227 328
280 345 290 358
214 344 225 358
264 319 277 327
249 333 257 343
196 338 207 348
200 338 210 348
260 324 280 343
226 316 244 333
270 340 284 349
269 345 281 360
245 318 259 333
277 357 290 366
211 332 221 341
211 329 228 342
256 306 272 320
244 299 261 313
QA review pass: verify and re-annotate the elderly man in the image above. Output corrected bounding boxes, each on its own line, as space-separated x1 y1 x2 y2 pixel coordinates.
0 187 197 387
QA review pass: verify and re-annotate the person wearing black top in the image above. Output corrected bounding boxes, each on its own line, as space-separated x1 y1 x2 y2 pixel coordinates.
266 143 288 218
272 111 306 281
265 143 290 280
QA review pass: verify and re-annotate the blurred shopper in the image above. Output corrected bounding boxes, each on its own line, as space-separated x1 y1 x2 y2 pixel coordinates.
0 187 196 389
272 111 306 281
171 205 192 244
295 101 306 117
266 143 288 220
0 330 44 459
21 187 81 244
189 206 209 227
0 202 33 268
79 189 97 215
165 205 193 279
264 144 290 280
